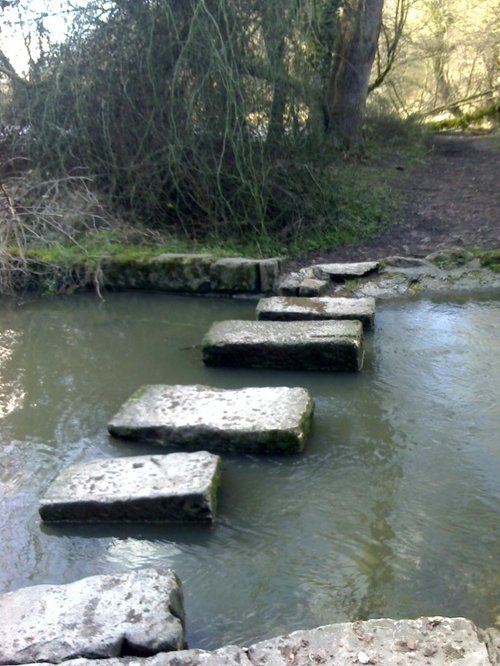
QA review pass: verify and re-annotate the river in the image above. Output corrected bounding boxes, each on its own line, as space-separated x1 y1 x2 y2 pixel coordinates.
0 291 498 648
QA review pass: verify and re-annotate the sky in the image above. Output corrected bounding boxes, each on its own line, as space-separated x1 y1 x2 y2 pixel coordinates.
1 0 82 74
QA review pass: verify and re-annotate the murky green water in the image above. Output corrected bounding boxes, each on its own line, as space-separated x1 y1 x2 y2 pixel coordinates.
0 291 499 648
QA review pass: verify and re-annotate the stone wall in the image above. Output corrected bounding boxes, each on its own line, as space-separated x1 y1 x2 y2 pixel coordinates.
20 254 283 296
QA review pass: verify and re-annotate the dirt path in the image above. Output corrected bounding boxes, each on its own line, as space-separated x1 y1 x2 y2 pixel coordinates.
295 133 500 265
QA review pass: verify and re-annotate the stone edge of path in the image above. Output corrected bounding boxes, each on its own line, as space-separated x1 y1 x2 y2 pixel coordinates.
20 254 284 296
38 451 221 524
0 568 185 666
10 617 499 665
14 247 500 298
281 249 500 299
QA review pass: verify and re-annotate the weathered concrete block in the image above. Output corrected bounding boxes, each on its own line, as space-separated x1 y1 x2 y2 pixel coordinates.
202 320 363 371
298 278 329 296
312 261 379 281
258 258 283 293
256 296 375 330
247 617 493 666
39 451 220 523
0 568 185 665
109 384 314 454
101 254 213 293
210 258 259 293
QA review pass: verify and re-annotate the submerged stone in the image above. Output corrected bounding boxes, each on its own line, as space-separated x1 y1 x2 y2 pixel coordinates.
108 384 314 454
247 617 492 666
39 451 220 523
202 320 363 371
312 261 379 281
0 568 184 664
256 296 375 330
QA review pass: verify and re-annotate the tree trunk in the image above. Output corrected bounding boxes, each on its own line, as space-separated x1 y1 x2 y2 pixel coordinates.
262 1 288 149
325 0 384 146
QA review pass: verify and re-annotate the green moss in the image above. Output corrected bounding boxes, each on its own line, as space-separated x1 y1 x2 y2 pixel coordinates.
427 248 474 269
477 249 500 267
428 102 500 132
408 280 422 294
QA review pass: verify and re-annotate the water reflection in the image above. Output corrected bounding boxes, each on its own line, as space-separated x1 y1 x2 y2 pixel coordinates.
0 292 498 648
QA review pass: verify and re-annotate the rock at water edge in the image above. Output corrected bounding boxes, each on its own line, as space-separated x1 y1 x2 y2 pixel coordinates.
210 258 259 293
0 568 185 665
258 258 283 294
247 617 493 666
256 296 375 330
202 319 364 372
312 261 379 281
108 384 314 454
39 451 221 523
101 253 213 292
18 646 254 666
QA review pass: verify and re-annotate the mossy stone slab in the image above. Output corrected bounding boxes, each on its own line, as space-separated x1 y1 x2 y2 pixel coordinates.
108 384 314 454
0 568 184 664
39 451 221 523
102 254 213 292
210 258 260 293
256 296 375 330
202 320 364 371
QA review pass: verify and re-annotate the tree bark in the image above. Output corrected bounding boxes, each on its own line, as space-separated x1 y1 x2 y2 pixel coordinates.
262 1 288 149
325 0 384 146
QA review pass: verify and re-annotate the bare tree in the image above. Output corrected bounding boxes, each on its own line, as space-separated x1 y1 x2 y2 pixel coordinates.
325 0 385 145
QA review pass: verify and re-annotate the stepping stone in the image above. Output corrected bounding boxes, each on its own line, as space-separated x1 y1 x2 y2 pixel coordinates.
108 385 314 454
39 451 220 523
256 296 376 330
312 261 379 281
0 568 185 664
202 320 363 371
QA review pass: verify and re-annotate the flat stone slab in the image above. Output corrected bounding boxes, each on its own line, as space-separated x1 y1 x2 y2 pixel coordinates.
0 568 185 664
202 320 363 371
312 261 379 281
247 617 493 665
108 384 314 454
39 451 220 523
256 296 375 330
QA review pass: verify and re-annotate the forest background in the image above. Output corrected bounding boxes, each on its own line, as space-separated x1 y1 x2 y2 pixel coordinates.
0 0 498 291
